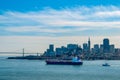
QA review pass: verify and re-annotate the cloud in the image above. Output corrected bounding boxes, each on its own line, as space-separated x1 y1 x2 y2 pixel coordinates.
0 5 120 36
95 11 120 17
5 26 73 33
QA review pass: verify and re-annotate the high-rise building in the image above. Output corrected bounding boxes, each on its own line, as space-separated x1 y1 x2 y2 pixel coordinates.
100 44 103 53
44 44 55 56
83 43 88 52
110 44 115 53
56 48 62 55
94 44 99 53
103 38 110 53
67 44 78 50
88 37 91 52
49 44 54 52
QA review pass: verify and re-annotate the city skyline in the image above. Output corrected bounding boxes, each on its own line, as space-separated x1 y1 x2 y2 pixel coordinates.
0 0 120 53
0 36 119 53
44 38 116 53
43 38 120 60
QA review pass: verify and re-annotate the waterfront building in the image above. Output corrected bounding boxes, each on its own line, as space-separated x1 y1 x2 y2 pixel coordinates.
83 43 88 53
43 44 55 56
110 44 115 53
115 48 120 54
67 44 78 50
61 46 68 54
49 44 55 56
49 44 54 52
91 48 94 54
55 46 68 56
93 44 99 54
100 44 103 53
66 44 78 55
88 38 91 52
56 48 62 56
103 38 110 53
76 46 83 55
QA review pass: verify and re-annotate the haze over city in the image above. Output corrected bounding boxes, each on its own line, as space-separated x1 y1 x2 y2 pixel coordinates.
0 0 120 53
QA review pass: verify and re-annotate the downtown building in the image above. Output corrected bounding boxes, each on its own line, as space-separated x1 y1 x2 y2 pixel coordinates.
43 38 117 58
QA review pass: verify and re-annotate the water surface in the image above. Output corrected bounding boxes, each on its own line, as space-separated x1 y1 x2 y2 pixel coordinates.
0 57 120 80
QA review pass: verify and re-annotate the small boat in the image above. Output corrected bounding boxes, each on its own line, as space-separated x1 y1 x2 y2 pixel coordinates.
102 63 110 66
46 59 83 65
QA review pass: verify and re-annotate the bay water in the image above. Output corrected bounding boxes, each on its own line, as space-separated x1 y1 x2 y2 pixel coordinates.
0 56 120 80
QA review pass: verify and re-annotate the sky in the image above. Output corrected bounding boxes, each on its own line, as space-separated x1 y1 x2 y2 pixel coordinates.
0 0 120 53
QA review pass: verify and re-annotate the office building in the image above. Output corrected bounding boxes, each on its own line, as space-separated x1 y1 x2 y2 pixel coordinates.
49 44 54 52
94 44 99 53
110 44 115 53
67 44 78 50
83 43 88 53
100 44 103 53
88 38 91 52
103 38 110 53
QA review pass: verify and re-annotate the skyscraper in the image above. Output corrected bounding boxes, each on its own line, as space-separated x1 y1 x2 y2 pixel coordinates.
100 44 103 53
67 44 78 50
83 43 88 52
103 38 110 53
88 37 91 52
94 44 99 53
49 44 54 52
110 44 115 53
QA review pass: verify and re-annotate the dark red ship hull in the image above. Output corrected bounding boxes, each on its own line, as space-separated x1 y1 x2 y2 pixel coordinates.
46 60 83 65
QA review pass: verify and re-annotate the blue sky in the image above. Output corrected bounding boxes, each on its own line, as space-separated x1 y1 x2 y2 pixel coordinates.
1 0 120 12
0 0 120 52
0 0 120 36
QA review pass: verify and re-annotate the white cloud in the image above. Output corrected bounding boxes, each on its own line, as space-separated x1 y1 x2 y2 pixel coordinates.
0 5 120 35
5 26 71 33
1 6 120 53
95 11 120 17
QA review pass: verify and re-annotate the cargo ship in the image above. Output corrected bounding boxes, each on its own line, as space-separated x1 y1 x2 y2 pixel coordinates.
46 56 83 65
46 60 83 65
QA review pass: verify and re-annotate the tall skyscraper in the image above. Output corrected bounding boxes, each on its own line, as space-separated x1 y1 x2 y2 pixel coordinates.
49 44 54 52
103 38 110 53
88 37 91 52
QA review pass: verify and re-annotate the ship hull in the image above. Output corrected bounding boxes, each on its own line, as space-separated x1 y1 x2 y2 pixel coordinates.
46 60 83 65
